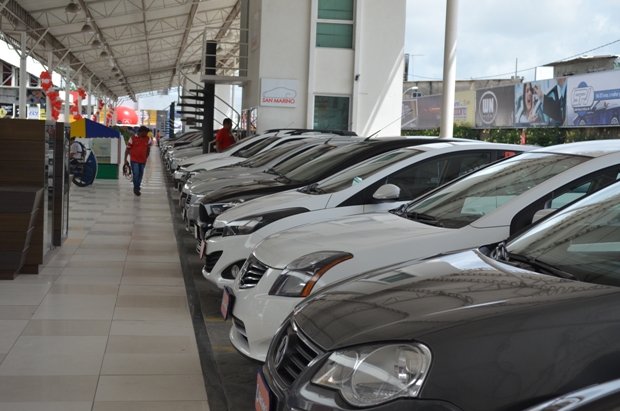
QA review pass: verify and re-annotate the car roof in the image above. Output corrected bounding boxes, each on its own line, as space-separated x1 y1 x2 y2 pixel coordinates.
531 139 620 157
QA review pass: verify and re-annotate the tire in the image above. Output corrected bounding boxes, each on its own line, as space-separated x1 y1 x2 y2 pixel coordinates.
72 163 96 187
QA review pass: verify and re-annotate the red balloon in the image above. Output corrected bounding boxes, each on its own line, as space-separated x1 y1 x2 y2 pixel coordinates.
116 106 138 125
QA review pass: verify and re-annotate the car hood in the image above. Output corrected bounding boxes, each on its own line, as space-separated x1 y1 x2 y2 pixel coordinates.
254 212 444 268
295 249 618 351
178 152 224 166
189 173 268 195
201 178 297 204
215 190 329 226
184 157 242 171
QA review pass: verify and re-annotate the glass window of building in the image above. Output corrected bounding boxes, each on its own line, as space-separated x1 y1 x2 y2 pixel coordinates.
314 95 350 130
316 0 354 49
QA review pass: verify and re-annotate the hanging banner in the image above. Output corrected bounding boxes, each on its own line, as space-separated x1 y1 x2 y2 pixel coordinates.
566 72 620 126
514 78 567 127
0 88 18 104
475 85 515 128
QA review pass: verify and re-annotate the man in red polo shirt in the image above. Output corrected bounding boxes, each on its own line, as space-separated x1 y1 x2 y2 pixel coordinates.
215 118 235 152
124 125 152 196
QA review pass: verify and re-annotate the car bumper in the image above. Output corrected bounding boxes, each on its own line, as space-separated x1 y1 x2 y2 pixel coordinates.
201 234 260 289
229 283 298 362
262 324 465 411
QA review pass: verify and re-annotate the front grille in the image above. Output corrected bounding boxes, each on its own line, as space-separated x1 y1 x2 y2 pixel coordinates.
238 254 268 289
205 251 222 272
185 194 192 206
271 321 320 387
195 238 202 254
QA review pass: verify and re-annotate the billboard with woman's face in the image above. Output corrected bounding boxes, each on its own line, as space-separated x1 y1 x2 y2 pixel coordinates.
514 78 566 127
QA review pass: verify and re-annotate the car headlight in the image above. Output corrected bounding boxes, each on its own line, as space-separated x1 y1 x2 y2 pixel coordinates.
312 343 432 407
206 201 241 218
268 251 352 297
222 208 309 238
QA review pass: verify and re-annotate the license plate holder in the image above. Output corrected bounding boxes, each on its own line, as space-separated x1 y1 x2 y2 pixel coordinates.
255 371 273 411
221 286 234 321
199 239 207 260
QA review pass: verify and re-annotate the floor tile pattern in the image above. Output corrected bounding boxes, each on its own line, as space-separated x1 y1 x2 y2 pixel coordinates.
0 152 209 410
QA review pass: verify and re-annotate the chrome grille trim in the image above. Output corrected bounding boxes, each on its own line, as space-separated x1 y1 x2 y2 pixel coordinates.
238 254 269 289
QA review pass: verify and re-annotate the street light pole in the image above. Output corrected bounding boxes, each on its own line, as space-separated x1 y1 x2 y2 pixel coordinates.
440 0 459 138
408 54 424 82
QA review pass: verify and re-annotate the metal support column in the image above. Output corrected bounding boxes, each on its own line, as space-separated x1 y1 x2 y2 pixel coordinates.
64 75 71 122
46 51 53 120
18 31 27 119
202 40 216 154
440 0 459 138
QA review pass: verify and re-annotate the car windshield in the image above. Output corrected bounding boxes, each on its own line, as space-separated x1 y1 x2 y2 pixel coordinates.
233 136 281 158
271 144 341 175
221 134 265 154
282 142 379 183
315 149 422 194
507 182 620 286
238 141 306 168
404 153 588 229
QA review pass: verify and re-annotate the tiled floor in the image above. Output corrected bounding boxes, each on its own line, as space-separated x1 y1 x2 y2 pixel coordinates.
0 153 210 411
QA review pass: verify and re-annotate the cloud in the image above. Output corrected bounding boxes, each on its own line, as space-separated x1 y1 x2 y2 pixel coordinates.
405 0 620 81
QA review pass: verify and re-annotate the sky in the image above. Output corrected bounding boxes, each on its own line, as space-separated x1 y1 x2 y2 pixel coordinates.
404 0 620 82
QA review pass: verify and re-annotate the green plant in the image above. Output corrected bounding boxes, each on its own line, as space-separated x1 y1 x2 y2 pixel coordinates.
112 125 132 144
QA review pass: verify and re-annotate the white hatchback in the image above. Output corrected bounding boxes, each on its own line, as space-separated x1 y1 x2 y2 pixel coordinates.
226 140 620 362
203 141 528 288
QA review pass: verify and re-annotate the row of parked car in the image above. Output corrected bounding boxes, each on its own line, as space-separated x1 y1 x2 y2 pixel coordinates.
160 130 620 411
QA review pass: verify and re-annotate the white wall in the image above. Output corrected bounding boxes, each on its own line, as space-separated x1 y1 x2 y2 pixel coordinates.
241 0 405 135
354 0 406 136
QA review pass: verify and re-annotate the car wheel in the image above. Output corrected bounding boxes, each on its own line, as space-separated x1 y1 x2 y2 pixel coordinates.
611 116 619 125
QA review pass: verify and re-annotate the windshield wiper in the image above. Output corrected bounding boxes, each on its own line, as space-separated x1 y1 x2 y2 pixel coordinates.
493 244 579 281
263 167 291 182
390 204 407 216
405 211 444 227
305 183 325 195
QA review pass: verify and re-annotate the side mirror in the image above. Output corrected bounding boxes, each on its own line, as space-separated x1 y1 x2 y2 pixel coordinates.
373 184 401 201
532 208 556 223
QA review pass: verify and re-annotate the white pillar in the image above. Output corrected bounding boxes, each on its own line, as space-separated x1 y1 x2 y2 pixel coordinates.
77 74 83 115
46 51 53 121
64 75 71 122
87 82 92 117
103 99 107 125
440 0 459 138
18 32 27 119
112 101 117 125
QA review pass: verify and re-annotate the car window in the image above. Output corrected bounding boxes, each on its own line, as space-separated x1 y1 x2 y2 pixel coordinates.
404 153 588 229
283 143 378 183
508 183 620 287
551 170 620 209
385 151 493 201
234 136 280 158
239 141 306 168
316 149 423 194
272 144 340 175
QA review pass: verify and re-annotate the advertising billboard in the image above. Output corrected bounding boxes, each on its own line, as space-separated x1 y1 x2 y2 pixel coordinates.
401 98 417 130
417 95 442 129
514 78 566 127
475 85 515 127
454 90 476 125
566 71 620 126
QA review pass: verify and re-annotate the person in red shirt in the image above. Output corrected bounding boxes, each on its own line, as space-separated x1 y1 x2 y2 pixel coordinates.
124 125 152 196
215 118 235 152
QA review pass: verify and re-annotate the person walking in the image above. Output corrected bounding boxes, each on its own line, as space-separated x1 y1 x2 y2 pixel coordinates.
215 118 235 152
124 125 152 196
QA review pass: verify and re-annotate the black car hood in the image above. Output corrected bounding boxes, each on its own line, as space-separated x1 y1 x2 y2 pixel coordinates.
199 178 300 204
295 249 619 351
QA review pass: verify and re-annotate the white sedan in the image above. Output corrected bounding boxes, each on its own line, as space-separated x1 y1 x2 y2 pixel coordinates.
226 140 620 362
204 141 528 288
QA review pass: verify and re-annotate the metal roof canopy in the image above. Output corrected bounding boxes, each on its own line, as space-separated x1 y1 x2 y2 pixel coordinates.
0 0 241 100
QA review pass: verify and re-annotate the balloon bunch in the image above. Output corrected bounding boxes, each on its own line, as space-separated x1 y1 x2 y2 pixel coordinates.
40 71 63 121
93 99 105 122
106 105 115 127
77 87 87 101
70 105 82 121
